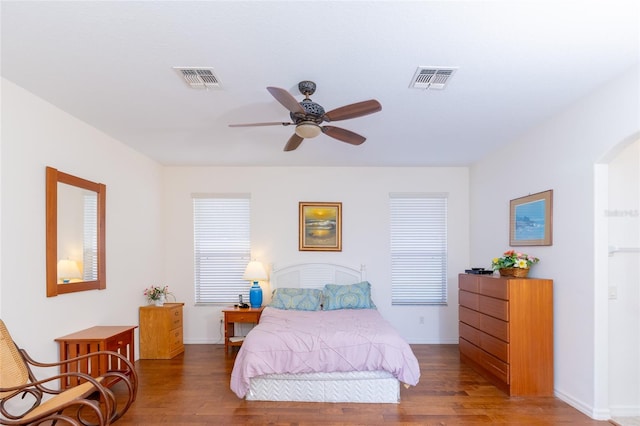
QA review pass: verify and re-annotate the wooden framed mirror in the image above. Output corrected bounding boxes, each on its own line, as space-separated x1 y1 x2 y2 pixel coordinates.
46 167 106 297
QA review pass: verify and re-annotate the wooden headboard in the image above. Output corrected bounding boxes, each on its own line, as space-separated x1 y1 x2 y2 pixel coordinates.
270 263 365 290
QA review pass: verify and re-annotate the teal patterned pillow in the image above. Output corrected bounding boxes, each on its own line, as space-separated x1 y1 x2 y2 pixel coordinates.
323 281 376 310
269 288 323 311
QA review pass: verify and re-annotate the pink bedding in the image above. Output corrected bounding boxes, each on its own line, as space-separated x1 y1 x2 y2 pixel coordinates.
230 307 420 398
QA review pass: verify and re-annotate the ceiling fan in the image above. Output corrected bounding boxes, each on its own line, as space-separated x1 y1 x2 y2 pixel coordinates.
229 81 382 151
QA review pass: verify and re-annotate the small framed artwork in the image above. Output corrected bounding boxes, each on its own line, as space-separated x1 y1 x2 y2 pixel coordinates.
299 202 342 251
510 190 553 246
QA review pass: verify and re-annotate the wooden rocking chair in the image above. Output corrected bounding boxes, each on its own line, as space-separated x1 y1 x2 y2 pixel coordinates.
0 319 137 425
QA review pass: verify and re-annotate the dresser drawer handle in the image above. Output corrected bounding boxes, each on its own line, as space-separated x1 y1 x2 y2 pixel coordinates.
117 340 123 345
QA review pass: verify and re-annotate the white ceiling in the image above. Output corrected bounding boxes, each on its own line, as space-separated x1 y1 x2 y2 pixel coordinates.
2 1 638 167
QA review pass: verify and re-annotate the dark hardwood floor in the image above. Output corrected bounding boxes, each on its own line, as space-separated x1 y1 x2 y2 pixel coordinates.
110 344 607 425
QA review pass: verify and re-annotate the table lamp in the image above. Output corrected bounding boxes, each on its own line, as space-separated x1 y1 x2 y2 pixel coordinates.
243 260 267 308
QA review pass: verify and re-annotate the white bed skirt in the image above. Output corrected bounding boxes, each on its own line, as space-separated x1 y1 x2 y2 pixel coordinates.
246 370 400 403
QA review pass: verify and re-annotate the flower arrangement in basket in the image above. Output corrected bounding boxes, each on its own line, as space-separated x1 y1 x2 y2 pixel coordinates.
144 285 173 306
491 250 539 277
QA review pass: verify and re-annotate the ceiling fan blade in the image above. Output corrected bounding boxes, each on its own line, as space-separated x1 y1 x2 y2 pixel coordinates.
284 134 304 151
321 126 366 145
323 100 382 122
229 122 293 127
267 87 305 114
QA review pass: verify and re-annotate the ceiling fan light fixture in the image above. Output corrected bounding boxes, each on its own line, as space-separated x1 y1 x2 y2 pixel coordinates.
295 122 321 139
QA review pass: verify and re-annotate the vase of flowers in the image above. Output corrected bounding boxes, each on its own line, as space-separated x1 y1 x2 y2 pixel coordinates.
491 250 539 277
144 285 173 306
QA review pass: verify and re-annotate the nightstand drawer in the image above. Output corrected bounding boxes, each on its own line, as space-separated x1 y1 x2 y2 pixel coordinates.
106 331 132 353
170 307 182 329
169 328 183 350
226 312 260 323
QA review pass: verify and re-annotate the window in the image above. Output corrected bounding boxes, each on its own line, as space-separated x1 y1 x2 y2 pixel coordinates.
389 193 448 305
193 194 251 304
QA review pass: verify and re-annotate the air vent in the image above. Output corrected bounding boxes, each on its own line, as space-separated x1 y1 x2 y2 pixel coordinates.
174 67 221 89
410 67 457 90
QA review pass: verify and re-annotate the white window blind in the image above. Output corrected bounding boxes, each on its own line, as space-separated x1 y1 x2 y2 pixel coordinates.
390 193 448 305
193 194 251 304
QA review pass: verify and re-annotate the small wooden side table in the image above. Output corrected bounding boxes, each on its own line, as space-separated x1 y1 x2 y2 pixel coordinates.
55 325 137 389
222 307 264 353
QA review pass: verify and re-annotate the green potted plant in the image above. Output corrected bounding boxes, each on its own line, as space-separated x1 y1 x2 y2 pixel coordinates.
491 250 539 277
144 285 173 306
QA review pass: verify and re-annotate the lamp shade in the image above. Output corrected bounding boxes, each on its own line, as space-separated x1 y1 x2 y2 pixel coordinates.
295 122 322 139
57 259 81 283
243 261 267 281
243 260 267 308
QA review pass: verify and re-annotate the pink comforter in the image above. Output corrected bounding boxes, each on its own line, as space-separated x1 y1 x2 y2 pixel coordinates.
230 307 420 398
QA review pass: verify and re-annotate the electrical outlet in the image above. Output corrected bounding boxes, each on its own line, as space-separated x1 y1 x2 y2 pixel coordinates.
419 316 424 325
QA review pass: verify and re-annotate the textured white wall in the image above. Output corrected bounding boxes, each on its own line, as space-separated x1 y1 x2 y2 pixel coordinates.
162 166 469 344
0 78 164 362
469 66 639 418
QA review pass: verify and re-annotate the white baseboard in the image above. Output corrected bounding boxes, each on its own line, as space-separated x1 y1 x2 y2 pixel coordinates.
610 405 640 418
183 339 223 344
555 389 611 421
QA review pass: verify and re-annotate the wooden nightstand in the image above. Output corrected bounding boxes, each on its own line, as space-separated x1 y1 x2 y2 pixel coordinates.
222 307 264 353
139 303 185 359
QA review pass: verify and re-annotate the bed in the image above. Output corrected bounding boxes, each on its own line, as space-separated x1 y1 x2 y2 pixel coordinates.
229 263 420 403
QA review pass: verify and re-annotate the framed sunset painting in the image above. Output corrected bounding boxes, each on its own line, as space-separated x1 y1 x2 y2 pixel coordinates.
299 202 342 251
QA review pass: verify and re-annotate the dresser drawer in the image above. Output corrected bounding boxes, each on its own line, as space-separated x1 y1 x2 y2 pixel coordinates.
460 323 509 362
459 290 479 310
479 295 509 321
459 337 481 364
460 306 509 341
459 274 479 293
461 291 509 321
461 337 509 384
478 278 509 299
459 322 480 346
481 313 509 342
479 348 509 384
479 331 509 362
459 306 480 327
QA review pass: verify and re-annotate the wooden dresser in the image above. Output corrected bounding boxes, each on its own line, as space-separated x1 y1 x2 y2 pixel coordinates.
458 273 553 396
139 302 185 359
